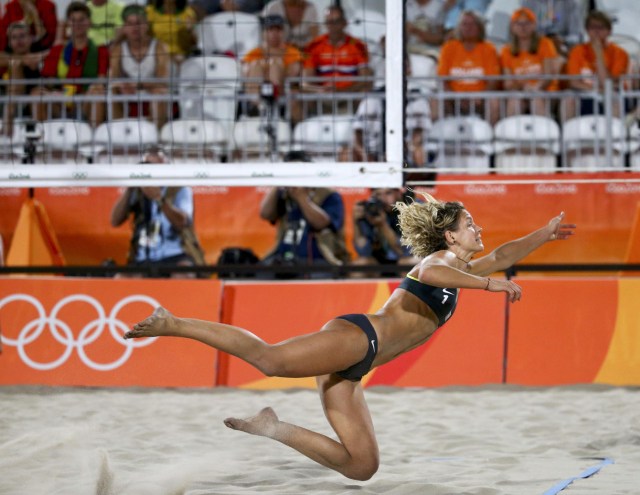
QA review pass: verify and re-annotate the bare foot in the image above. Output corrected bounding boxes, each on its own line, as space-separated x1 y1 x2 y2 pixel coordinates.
124 307 178 339
224 407 279 439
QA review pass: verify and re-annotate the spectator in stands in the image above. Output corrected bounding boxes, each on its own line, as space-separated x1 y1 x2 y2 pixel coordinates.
259 151 348 279
262 0 319 50
351 188 421 278
521 0 584 57
0 0 57 52
87 0 125 47
444 0 490 34
110 148 202 278
109 5 170 129
406 0 455 57
434 10 501 124
342 37 431 166
31 2 109 127
242 14 303 122
190 0 265 22
562 10 629 120
302 5 372 110
146 0 198 65
1 22 42 136
500 8 560 117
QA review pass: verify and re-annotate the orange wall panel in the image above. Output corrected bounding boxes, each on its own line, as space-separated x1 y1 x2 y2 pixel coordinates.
506 278 618 385
0 277 221 387
2 277 640 389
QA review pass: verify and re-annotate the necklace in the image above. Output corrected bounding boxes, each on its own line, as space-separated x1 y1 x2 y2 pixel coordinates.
456 255 471 270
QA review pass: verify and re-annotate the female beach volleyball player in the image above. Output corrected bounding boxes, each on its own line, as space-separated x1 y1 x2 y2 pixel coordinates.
125 194 575 480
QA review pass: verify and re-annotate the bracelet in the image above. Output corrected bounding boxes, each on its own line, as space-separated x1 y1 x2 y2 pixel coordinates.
484 278 491 290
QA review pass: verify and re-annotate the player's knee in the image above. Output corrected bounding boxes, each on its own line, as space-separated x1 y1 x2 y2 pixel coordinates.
347 457 379 481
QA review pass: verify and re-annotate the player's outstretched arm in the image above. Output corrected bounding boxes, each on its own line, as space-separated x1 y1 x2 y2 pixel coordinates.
470 212 576 277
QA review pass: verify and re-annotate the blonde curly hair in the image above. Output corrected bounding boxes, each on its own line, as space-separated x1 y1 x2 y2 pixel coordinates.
395 193 465 258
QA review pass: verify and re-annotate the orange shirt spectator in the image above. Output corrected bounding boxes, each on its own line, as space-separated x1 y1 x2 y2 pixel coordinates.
0 0 58 52
562 10 630 120
304 34 369 90
501 37 559 90
566 42 628 86
244 45 302 68
302 6 370 93
433 10 500 124
437 10 499 93
500 7 560 117
242 14 304 122
438 39 500 92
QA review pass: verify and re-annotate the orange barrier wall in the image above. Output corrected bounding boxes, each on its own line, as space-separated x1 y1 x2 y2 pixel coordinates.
0 186 369 265
431 173 640 263
1 172 639 266
1 277 639 388
0 278 221 387
507 277 640 386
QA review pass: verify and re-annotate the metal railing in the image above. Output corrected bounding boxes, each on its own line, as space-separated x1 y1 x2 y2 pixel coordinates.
1 73 640 173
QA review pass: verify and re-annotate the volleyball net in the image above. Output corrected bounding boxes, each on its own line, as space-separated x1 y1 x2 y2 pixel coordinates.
2 2 640 189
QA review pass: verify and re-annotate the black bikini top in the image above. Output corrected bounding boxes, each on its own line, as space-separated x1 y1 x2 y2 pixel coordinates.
398 274 459 327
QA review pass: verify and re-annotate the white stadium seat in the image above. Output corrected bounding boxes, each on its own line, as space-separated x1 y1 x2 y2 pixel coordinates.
160 119 228 163
93 118 158 163
196 12 261 59
494 115 560 173
427 116 494 173
562 115 627 170
231 117 292 162
293 115 353 161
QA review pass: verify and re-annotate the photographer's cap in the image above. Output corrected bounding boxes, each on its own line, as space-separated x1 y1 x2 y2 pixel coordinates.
262 14 285 29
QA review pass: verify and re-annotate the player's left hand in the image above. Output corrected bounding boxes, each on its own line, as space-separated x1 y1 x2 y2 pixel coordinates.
548 212 576 241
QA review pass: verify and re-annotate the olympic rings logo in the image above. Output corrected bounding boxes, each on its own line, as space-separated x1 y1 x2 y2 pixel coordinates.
0 294 159 371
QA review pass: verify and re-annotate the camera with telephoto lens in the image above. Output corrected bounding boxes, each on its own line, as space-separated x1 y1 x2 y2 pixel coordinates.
260 81 276 102
363 197 384 217
21 120 41 164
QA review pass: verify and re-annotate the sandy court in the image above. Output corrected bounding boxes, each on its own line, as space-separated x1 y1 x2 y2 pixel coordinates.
0 385 639 494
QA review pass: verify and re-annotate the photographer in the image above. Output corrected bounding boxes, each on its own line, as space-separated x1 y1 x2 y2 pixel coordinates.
110 148 204 278
351 188 420 278
259 152 348 279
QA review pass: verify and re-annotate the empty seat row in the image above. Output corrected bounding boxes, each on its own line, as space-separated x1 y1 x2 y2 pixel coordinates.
0 116 347 164
428 115 640 173
3 114 639 171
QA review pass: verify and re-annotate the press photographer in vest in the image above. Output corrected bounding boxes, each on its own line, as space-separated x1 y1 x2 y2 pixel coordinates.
351 188 421 277
110 148 205 278
259 151 349 279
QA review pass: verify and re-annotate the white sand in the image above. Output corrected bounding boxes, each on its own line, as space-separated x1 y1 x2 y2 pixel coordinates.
1 385 639 495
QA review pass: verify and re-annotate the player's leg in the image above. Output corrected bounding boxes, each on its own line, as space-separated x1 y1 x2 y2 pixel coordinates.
125 307 369 378
224 375 379 480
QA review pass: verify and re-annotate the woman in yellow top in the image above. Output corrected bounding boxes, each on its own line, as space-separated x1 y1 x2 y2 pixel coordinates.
242 14 303 123
500 8 560 117
146 0 197 64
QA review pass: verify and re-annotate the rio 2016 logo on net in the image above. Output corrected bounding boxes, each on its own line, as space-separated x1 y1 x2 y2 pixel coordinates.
0 294 160 371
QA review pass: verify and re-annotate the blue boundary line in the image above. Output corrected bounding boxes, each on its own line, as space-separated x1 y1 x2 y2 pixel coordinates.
542 458 614 495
